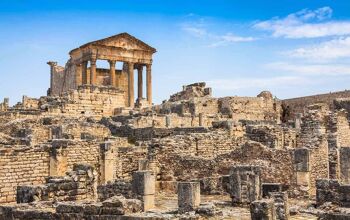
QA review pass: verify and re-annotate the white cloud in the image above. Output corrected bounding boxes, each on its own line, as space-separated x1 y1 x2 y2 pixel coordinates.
182 27 207 37
266 62 350 76
181 20 256 46
286 37 350 61
208 76 303 91
254 6 350 38
209 33 257 47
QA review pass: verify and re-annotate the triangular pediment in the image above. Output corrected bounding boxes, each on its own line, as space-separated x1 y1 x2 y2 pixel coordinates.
74 33 156 53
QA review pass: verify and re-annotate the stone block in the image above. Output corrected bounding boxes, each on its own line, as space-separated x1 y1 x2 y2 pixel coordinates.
340 147 350 184
294 148 310 172
132 171 155 196
229 165 261 204
250 199 276 220
178 182 200 213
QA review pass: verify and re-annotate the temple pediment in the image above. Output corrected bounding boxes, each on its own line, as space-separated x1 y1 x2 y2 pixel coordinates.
70 33 156 54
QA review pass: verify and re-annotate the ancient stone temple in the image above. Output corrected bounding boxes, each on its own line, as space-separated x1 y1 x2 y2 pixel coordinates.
4 33 350 219
48 33 156 108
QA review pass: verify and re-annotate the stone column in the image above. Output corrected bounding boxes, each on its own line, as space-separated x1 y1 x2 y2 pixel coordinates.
137 65 143 100
132 171 155 211
82 61 88 84
340 147 350 184
128 62 135 107
109 60 116 87
178 182 201 213
75 63 82 87
294 148 310 186
146 64 152 105
100 142 116 184
90 59 97 85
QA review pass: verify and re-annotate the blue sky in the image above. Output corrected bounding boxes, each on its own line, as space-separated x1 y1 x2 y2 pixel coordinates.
1 0 350 105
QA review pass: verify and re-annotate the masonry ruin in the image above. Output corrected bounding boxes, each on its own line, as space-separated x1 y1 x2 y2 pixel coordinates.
1 33 350 219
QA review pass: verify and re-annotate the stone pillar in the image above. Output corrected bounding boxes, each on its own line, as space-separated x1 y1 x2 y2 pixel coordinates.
295 113 302 129
178 182 200 213
270 192 289 220
47 61 57 95
165 115 171 128
90 59 97 85
82 61 88 84
100 142 116 184
294 148 310 186
49 146 68 176
75 63 82 87
128 62 135 107
229 165 261 204
109 60 116 87
199 113 204 127
132 171 155 211
340 147 350 184
146 64 152 105
250 199 276 220
137 65 143 100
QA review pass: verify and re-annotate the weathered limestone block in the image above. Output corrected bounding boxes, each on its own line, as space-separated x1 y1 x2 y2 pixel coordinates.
178 182 200 213
270 192 289 220
132 171 155 211
294 148 310 186
316 179 340 206
229 165 261 204
99 142 117 184
250 199 276 220
340 147 350 184
339 185 350 207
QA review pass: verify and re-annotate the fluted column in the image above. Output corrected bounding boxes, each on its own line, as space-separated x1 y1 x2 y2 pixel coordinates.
128 62 135 107
82 61 88 84
137 65 143 100
75 63 82 87
146 64 152 105
90 59 97 85
109 60 116 86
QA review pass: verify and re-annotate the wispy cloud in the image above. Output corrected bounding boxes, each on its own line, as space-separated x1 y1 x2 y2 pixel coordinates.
181 20 256 47
285 37 350 61
266 62 350 76
254 6 350 38
209 33 257 47
208 76 304 91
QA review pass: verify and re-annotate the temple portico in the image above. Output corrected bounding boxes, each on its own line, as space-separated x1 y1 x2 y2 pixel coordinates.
48 33 156 107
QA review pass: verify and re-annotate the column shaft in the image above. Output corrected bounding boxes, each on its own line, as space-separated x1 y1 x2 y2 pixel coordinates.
82 61 88 84
109 60 116 86
75 63 82 87
137 66 143 99
90 59 97 85
128 62 135 107
146 64 152 105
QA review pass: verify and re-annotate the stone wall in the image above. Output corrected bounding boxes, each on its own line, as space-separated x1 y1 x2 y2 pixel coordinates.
282 90 350 121
0 145 49 203
17 164 96 203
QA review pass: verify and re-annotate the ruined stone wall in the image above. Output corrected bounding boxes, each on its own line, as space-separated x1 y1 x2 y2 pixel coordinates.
218 96 281 122
282 90 350 121
22 96 39 109
153 139 294 189
169 82 212 102
17 164 96 203
0 145 49 203
63 122 110 141
116 146 148 180
50 62 77 96
46 86 126 117
97 179 132 201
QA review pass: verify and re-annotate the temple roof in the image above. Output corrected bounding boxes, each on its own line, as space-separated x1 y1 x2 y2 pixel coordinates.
69 32 157 54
